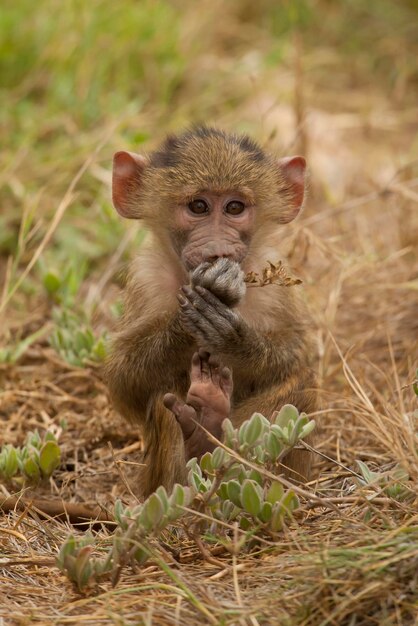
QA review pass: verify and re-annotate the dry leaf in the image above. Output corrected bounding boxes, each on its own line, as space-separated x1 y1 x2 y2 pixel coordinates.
244 261 302 288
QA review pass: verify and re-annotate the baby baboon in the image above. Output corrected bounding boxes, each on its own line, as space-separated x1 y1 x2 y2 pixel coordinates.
106 127 317 497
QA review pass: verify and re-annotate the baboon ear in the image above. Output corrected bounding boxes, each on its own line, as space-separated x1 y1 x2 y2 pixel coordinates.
277 156 306 223
112 151 147 219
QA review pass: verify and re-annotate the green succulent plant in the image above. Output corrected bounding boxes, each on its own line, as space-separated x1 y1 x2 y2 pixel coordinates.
0 430 61 485
58 405 316 590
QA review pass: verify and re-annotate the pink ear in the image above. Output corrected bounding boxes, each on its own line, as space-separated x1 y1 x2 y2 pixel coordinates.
112 151 147 218
277 156 306 223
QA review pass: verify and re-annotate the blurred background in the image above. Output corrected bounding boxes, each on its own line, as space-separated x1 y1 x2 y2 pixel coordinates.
1 0 418 328
1 3 418 620
1 0 417 448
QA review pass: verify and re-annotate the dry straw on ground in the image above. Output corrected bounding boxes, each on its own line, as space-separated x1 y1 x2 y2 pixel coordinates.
1 7 418 624
1 125 416 623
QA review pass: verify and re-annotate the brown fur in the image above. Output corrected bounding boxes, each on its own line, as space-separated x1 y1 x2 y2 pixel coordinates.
106 127 318 497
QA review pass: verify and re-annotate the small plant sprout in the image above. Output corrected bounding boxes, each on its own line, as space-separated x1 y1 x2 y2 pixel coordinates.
0 326 49 364
356 460 411 501
0 430 61 485
49 309 107 367
38 257 88 307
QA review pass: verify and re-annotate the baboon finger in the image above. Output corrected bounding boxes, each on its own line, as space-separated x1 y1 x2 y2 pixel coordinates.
208 353 221 369
190 352 202 383
207 353 221 384
163 393 184 416
199 350 211 381
220 366 233 396
198 348 211 360
174 404 198 440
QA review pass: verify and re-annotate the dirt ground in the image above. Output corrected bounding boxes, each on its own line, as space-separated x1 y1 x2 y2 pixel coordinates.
1 2 418 624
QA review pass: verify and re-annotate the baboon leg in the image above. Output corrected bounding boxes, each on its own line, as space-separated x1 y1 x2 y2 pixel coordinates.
232 370 317 481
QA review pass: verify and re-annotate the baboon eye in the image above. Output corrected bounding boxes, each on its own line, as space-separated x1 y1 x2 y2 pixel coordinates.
188 199 209 215
225 200 245 215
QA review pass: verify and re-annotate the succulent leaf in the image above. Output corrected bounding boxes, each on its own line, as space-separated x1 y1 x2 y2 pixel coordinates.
241 480 262 516
39 441 61 477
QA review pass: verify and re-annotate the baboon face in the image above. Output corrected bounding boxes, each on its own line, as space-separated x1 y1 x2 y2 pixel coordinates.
111 127 306 271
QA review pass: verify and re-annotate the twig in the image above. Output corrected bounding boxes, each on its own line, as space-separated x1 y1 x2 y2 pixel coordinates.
188 417 339 511
108 441 139 502
0 496 114 528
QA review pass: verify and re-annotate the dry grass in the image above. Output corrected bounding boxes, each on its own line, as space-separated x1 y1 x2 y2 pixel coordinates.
1 2 418 624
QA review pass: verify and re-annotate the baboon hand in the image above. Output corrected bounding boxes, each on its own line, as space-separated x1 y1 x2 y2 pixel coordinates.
190 258 246 308
178 284 248 353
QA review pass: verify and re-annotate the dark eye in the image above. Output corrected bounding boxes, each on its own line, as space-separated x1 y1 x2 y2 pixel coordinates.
188 199 209 215
225 200 245 215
